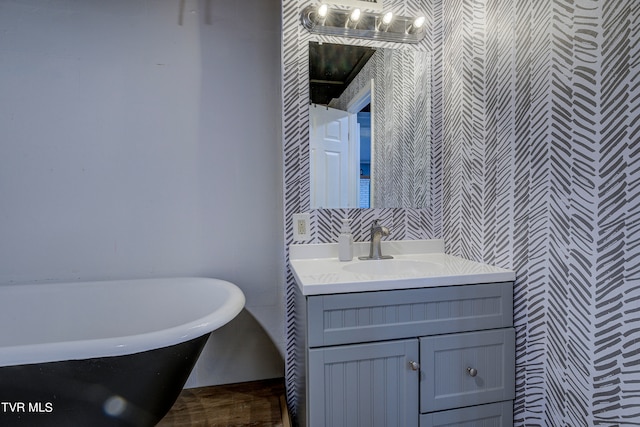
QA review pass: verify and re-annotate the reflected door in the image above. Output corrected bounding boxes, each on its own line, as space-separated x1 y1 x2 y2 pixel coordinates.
309 106 358 208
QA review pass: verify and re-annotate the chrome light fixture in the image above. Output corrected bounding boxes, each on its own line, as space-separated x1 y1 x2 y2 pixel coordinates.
301 4 427 44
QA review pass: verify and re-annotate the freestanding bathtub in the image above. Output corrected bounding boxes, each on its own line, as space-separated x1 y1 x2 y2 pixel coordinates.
0 277 245 427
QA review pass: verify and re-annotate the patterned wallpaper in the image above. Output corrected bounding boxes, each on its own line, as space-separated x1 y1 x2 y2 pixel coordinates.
283 0 640 425
442 0 640 426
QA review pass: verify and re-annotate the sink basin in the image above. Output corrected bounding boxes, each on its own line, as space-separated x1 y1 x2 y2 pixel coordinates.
342 259 442 276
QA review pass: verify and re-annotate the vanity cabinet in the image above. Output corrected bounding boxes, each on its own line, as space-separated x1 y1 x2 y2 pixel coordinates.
303 281 515 427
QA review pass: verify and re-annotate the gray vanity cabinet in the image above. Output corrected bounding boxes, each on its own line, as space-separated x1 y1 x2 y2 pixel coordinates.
303 282 515 427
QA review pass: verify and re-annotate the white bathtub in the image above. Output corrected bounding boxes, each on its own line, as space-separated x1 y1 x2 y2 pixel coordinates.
0 277 245 426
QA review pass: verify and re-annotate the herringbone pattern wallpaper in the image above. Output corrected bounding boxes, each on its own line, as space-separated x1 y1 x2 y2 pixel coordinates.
282 0 640 425
442 0 640 426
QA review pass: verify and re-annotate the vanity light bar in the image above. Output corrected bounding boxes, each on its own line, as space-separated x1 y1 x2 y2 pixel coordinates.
301 4 426 44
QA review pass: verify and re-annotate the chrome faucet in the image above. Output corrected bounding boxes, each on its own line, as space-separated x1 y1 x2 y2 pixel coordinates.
359 219 393 260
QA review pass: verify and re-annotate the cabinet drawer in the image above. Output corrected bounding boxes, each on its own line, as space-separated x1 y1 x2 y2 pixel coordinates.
420 401 513 427
307 282 513 347
420 329 515 413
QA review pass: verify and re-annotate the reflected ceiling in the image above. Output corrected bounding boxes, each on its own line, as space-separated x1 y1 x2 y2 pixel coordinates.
308 43 375 106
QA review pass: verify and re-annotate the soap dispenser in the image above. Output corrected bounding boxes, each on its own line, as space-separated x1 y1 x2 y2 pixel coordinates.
338 218 354 262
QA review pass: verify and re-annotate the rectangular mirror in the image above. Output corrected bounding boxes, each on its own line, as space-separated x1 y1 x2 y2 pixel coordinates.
308 41 431 209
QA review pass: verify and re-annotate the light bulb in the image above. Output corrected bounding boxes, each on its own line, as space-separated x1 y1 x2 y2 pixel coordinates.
318 4 328 18
382 12 393 25
413 16 425 28
350 8 361 22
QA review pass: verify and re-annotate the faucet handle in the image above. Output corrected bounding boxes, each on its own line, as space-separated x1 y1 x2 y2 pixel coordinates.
371 219 390 236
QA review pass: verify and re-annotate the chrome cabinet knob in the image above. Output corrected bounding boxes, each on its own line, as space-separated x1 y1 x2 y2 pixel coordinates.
409 361 420 371
467 367 478 377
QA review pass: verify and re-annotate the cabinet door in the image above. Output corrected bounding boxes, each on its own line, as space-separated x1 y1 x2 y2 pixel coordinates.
308 339 419 427
420 329 515 413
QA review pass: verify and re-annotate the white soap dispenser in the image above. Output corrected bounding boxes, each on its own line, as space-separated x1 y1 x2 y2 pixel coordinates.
338 218 354 262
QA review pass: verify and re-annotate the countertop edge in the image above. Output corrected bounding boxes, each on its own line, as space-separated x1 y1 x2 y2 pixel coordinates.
298 271 516 296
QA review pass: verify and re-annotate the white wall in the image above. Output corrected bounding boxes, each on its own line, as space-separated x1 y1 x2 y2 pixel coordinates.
0 0 284 386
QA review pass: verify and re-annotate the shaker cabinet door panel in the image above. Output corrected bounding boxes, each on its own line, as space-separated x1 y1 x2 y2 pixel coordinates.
308 339 419 427
420 329 516 413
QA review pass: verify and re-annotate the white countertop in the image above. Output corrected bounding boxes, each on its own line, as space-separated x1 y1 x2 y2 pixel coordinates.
289 240 516 296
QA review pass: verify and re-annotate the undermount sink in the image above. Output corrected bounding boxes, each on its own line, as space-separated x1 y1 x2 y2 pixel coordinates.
342 258 443 276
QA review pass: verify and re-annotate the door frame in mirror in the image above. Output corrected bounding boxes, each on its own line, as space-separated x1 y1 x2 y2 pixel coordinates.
347 80 374 208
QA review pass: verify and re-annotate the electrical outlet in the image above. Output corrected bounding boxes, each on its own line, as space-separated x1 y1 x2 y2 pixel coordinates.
292 213 311 241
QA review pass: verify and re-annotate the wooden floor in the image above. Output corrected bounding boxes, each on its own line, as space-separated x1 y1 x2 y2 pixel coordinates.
158 378 290 427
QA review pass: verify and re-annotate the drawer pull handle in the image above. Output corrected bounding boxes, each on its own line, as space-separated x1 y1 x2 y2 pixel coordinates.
467 367 478 377
409 361 420 371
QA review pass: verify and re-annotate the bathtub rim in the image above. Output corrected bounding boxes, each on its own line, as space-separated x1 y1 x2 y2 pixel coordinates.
0 277 245 368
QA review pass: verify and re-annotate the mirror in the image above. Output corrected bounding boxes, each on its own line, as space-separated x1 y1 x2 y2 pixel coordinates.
308 42 431 209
